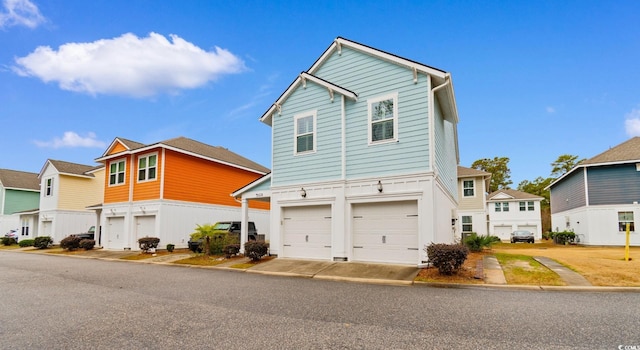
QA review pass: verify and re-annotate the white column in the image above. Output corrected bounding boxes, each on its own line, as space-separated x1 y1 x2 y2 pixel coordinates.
240 198 249 253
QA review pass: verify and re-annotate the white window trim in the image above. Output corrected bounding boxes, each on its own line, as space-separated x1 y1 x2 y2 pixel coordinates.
108 158 126 187
44 177 54 197
137 152 158 183
367 92 399 145
462 179 475 197
462 215 473 233
293 110 317 155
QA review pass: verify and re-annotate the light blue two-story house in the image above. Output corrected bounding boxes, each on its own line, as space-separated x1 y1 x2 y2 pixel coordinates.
234 37 460 265
549 137 640 246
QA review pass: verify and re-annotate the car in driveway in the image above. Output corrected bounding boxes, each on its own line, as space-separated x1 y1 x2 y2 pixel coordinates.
4 229 20 242
510 230 534 243
188 221 258 253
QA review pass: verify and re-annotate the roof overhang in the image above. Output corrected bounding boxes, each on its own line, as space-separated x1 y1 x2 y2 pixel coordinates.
260 72 358 126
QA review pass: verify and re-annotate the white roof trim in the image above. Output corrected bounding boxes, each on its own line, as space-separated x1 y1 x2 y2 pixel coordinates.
309 37 448 79
97 144 267 176
232 173 271 197
260 72 357 125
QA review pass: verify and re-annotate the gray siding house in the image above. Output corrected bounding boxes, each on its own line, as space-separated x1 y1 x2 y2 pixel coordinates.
549 137 640 245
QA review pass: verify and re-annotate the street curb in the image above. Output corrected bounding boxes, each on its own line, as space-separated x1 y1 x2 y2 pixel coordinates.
3 249 640 292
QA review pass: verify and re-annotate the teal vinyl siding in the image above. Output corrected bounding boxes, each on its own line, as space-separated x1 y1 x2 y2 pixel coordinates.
3 189 39 214
587 164 640 205
272 82 342 186
316 47 430 178
433 97 458 199
250 178 272 192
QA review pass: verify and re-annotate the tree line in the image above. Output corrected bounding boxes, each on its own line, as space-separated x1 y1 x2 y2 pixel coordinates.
470 154 584 232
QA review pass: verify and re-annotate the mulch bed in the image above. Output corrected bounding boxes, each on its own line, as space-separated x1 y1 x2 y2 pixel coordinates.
415 251 486 284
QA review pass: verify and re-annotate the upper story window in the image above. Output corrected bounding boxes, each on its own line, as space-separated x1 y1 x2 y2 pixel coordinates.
618 211 635 232
44 178 54 197
520 201 534 211
294 111 316 154
495 202 509 212
138 154 157 182
463 180 474 197
368 93 398 144
109 159 126 186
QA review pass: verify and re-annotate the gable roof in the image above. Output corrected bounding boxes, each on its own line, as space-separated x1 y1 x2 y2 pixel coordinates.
260 37 457 125
581 137 640 166
457 166 491 178
97 136 270 175
40 160 102 179
0 169 40 191
549 137 640 189
487 189 543 201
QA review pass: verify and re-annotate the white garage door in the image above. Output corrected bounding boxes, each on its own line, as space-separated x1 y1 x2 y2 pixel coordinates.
493 225 513 240
352 201 419 265
135 216 156 244
107 217 125 249
282 205 332 260
41 221 52 237
517 225 537 235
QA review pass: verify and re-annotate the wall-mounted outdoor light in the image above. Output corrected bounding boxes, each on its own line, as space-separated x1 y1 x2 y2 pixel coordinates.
377 180 383 193
300 188 307 198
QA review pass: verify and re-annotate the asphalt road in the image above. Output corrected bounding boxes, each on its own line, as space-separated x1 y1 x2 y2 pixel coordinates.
1 251 638 350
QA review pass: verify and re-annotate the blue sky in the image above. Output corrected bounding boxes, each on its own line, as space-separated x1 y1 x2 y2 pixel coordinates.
1 0 639 186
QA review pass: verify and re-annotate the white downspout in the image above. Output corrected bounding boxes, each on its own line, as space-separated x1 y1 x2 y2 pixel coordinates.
341 95 346 180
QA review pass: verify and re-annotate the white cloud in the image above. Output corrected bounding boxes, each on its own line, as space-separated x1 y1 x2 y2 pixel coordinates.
546 106 556 114
625 108 640 137
13 32 245 97
0 0 45 29
34 131 106 149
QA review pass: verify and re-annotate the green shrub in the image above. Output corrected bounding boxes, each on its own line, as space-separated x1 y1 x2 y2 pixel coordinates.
463 233 498 252
425 243 469 275
34 236 53 249
79 239 96 250
166 244 175 252
1 237 16 246
19 239 34 247
244 241 269 261
60 235 82 250
138 237 160 253
190 224 239 255
550 231 576 245
223 244 240 258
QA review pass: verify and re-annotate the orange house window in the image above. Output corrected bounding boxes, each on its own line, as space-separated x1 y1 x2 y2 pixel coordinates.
109 159 126 186
138 153 157 182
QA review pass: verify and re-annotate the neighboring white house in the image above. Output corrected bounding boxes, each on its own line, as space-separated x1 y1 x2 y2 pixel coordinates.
235 37 460 266
548 137 640 246
457 166 491 238
37 160 105 243
487 189 543 240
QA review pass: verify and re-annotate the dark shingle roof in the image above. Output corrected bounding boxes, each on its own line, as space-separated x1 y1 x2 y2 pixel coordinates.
581 137 640 165
49 160 101 177
0 169 40 191
488 189 543 200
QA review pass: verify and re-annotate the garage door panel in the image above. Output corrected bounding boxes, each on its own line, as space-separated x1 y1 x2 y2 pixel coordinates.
352 201 418 264
282 205 332 260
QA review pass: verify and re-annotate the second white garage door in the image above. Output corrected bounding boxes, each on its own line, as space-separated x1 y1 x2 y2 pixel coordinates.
493 225 513 240
352 200 419 265
282 205 332 260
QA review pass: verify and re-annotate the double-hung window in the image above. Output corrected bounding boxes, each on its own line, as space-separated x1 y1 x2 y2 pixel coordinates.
45 178 54 197
109 159 126 186
368 93 398 144
520 201 535 211
527 201 534 211
462 216 473 232
138 154 157 182
519 201 526 211
294 111 316 154
463 180 474 197
618 211 635 232
495 202 509 212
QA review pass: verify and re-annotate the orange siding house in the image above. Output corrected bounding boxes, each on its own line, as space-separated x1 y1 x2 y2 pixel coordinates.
95 137 270 250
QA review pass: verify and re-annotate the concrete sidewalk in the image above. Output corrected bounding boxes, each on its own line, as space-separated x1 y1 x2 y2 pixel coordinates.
247 258 420 286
